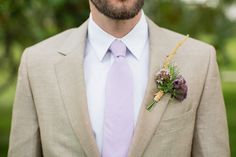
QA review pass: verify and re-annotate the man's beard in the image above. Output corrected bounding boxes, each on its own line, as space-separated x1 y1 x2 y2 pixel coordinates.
90 0 144 20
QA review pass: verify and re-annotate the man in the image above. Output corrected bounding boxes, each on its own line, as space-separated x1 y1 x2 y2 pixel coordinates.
8 0 230 156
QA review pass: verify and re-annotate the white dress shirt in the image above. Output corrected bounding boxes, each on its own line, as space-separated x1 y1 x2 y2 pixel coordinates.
84 10 149 153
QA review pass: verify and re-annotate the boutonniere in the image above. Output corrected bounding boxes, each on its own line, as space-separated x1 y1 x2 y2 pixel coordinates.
146 35 189 111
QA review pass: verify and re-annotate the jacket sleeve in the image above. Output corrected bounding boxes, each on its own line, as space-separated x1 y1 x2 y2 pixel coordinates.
191 46 230 157
8 49 42 157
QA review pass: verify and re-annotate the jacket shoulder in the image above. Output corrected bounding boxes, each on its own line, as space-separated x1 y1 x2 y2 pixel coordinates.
25 28 76 57
146 17 215 58
160 26 215 57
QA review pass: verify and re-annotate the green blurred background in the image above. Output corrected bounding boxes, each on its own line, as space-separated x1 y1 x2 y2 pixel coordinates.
0 0 236 156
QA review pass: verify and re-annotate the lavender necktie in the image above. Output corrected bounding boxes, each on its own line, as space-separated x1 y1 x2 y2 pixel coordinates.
102 40 134 157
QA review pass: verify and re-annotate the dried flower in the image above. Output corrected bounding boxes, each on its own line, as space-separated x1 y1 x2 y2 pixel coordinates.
172 76 188 101
146 35 189 111
146 66 188 111
155 69 171 84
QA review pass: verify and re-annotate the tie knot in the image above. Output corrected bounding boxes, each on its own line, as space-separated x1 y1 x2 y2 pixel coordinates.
109 40 127 58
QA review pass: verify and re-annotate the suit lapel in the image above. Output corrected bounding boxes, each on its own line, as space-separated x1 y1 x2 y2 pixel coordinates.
128 17 174 157
54 21 100 157
54 16 178 157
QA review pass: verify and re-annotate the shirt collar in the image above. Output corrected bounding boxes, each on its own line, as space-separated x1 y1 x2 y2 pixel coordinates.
87 10 148 62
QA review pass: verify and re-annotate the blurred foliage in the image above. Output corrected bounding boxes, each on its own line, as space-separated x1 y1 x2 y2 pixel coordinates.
0 0 236 156
144 0 236 66
0 0 89 94
1 0 236 94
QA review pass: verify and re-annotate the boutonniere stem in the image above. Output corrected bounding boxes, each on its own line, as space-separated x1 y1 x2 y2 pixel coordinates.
146 91 164 110
146 35 189 111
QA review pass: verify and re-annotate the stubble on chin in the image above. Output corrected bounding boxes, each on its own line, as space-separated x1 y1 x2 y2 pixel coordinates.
90 0 144 20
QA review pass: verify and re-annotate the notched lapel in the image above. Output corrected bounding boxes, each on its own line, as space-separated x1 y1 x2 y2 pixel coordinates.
128 17 175 157
54 21 100 157
53 17 184 157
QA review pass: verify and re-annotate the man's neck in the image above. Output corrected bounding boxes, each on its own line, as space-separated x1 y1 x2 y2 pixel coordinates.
89 2 142 38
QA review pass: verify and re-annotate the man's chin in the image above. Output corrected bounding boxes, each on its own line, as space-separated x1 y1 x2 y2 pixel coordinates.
90 0 143 20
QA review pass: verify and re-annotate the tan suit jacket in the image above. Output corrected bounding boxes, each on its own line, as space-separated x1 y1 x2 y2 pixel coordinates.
8 17 230 157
